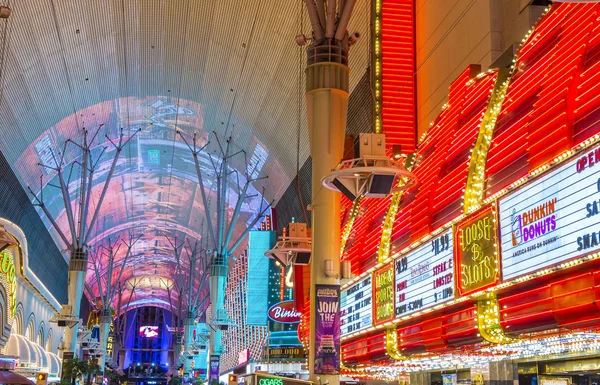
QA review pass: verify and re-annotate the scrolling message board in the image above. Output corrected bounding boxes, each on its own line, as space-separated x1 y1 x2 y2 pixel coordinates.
455 207 500 296
340 276 372 336
499 147 600 280
394 229 454 317
372 263 394 325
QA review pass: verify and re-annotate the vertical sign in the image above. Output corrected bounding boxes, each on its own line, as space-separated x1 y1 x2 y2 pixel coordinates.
209 355 220 384
373 263 394 325
106 323 114 357
314 284 340 375
455 207 500 296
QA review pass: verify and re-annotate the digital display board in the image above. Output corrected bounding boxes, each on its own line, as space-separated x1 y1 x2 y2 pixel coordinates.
394 229 454 317
455 207 500 296
340 275 372 336
372 263 394 325
247 230 276 326
499 147 600 280
139 326 159 338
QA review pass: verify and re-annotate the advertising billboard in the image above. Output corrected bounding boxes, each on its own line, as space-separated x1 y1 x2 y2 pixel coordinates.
394 229 454 317
499 147 600 280
314 284 340 375
340 275 372 336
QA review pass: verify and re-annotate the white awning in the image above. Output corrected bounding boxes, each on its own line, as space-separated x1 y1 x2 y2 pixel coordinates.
5 334 60 375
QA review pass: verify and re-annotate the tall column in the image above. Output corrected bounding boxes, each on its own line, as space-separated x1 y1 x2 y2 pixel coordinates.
65 248 87 356
208 255 227 383
306 52 349 385
98 312 111 371
183 313 195 375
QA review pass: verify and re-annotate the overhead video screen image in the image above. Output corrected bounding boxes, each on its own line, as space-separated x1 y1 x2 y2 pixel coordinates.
6 96 282 307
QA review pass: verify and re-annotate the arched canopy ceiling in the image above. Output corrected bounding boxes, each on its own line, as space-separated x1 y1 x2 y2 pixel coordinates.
0 0 370 310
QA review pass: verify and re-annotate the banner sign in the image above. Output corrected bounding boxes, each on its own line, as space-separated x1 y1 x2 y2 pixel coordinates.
499 147 600 280
209 355 220 383
373 263 395 325
340 275 372 336
455 207 500 296
395 229 454 317
314 284 340 375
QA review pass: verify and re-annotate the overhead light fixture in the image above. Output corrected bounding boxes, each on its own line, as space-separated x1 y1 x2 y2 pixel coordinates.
322 133 417 200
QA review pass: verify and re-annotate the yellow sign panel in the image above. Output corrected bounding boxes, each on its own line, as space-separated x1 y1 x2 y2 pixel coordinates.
372 263 394 325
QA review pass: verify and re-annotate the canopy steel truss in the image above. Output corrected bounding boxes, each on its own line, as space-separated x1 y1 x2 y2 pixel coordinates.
27 126 140 356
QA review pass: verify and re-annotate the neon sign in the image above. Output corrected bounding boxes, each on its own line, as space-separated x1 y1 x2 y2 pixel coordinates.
372 263 394 325
455 207 499 296
0 251 16 318
259 379 283 385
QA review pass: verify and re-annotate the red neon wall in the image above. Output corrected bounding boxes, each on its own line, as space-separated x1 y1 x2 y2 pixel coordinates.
381 0 416 154
486 3 600 196
341 3 600 362
392 66 497 249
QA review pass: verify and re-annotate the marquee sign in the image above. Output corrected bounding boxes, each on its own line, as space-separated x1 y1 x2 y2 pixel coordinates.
499 146 600 280
455 207 500 296
394 229 454 317
372 263 394 325
340 275 372 336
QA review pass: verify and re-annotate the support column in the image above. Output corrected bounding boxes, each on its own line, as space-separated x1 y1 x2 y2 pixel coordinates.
306 52 349 385
98 312 111 371
65 248 87 356
183 313 195 375
208 255 227 383
489 360 518 385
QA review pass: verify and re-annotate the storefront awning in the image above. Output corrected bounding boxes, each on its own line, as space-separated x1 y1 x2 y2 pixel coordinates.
5 334 60 375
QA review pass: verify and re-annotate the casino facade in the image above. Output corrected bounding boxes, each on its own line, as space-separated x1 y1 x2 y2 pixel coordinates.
288 2 600 384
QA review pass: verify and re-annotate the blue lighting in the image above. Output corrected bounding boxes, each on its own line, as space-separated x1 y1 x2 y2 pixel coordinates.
137 363 141 366
151 363 155 366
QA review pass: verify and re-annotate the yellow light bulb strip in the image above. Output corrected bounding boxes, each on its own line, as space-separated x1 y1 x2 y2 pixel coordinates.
340 196 362 256
385 326 405 360
378 154 416 265
475 293 513 344
372 0 382 133
463 69 511 214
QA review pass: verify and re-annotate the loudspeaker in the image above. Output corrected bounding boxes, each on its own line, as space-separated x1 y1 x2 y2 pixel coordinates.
332 178 356 201
368 174 394 195
295 252 311 265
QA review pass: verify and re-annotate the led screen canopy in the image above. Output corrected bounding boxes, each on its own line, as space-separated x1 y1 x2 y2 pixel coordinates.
4 96 282 310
